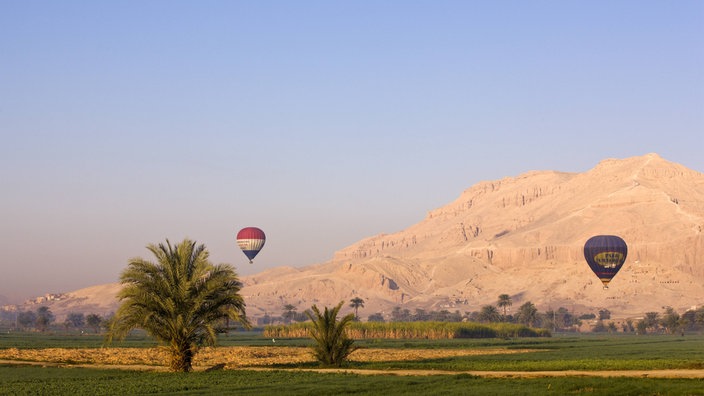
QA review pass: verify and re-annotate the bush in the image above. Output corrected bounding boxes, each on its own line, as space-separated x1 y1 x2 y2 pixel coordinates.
306 302 357 367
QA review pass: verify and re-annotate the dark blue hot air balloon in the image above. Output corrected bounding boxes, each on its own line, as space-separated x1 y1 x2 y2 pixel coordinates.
583 235 627 288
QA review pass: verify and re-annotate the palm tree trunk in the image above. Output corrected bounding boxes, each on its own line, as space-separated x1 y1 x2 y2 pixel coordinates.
170 342 194 372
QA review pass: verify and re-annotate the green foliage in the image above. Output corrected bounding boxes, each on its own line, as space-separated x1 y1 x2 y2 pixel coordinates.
17 311 37 330
282 304 297 324
64 313 85 330
265 320 550 339
367 313 384 322
497 294 512 317
2 365 703 396
661 306 681 334
35 307 55 332
3 332 704 372
598 309 611 320
349 297 365 320
106 239 249 372
85 314 104 334
478 305 501 323
592 320 607 332
0 332 154 349
2 334 704 395
516 302 538 327
636 320 648 335
306 302 358 367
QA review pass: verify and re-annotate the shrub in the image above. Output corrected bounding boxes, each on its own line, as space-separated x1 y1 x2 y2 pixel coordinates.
306 302 358 367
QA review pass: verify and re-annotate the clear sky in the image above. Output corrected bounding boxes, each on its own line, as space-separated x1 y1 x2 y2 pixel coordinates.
1 1 702 303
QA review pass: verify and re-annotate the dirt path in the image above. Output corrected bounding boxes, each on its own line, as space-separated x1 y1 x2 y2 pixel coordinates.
2 359 704 378
273 367 704 378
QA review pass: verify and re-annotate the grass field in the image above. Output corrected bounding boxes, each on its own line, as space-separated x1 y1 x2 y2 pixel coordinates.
1 331 703 395
2 365 703 396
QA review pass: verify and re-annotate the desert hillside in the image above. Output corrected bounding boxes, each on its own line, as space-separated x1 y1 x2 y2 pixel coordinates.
242 153 704 320
20 154 704 322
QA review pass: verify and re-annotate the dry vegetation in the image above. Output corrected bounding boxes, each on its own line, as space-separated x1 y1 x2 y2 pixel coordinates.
0 346 531 370
2 345 704 379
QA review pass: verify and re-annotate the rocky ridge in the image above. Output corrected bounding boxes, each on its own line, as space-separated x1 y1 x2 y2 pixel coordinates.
17 154 704 321
241 154 704 320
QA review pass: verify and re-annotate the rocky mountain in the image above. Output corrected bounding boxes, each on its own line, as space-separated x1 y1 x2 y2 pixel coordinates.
18 154 704 322
15 284 122 321
241 153 704 320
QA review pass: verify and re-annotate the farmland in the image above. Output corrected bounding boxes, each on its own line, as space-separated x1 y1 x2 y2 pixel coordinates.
1 331 703 395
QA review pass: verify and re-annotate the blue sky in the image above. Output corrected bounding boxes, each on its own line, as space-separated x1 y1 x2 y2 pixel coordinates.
1 1 702 303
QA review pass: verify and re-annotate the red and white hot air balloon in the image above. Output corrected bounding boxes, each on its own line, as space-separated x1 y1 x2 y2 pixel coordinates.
236 227 266 263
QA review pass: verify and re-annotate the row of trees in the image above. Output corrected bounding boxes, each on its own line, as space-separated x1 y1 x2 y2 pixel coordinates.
10 307 107 333
376 299 562 329
270 295 569 330
359 294 704 334
264 292 704 335
259 297 367 326
593 306 704 335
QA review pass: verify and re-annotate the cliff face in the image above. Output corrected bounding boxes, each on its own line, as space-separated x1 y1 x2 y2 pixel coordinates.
24 154 704 321
242 154 704 319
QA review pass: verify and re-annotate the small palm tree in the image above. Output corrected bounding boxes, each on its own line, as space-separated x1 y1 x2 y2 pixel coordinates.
349 297 365 320
283 304 297 324
497 294 512 317
306 301 358 367
106 239 249 372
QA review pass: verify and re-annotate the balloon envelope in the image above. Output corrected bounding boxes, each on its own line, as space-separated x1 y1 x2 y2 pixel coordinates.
583 235 627 288
236 227 266 263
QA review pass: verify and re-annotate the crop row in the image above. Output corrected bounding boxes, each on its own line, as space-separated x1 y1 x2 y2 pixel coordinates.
264 321 551 339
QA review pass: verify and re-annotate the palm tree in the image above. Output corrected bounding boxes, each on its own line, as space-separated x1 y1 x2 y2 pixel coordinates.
497 294 512 317
349 297 365 320
306 301 358 367
106 239 249 372
283 304 297 324
477 305 501 323
516 301 538 327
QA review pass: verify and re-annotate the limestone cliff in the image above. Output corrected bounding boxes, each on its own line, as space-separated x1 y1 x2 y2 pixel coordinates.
25 154 704 322
242 153 704 319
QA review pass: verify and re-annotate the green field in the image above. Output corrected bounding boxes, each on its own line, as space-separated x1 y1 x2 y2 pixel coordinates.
2 365 703 396
1 331 703 395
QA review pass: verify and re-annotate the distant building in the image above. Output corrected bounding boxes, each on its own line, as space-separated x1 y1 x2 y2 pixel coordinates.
25 293 67 305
